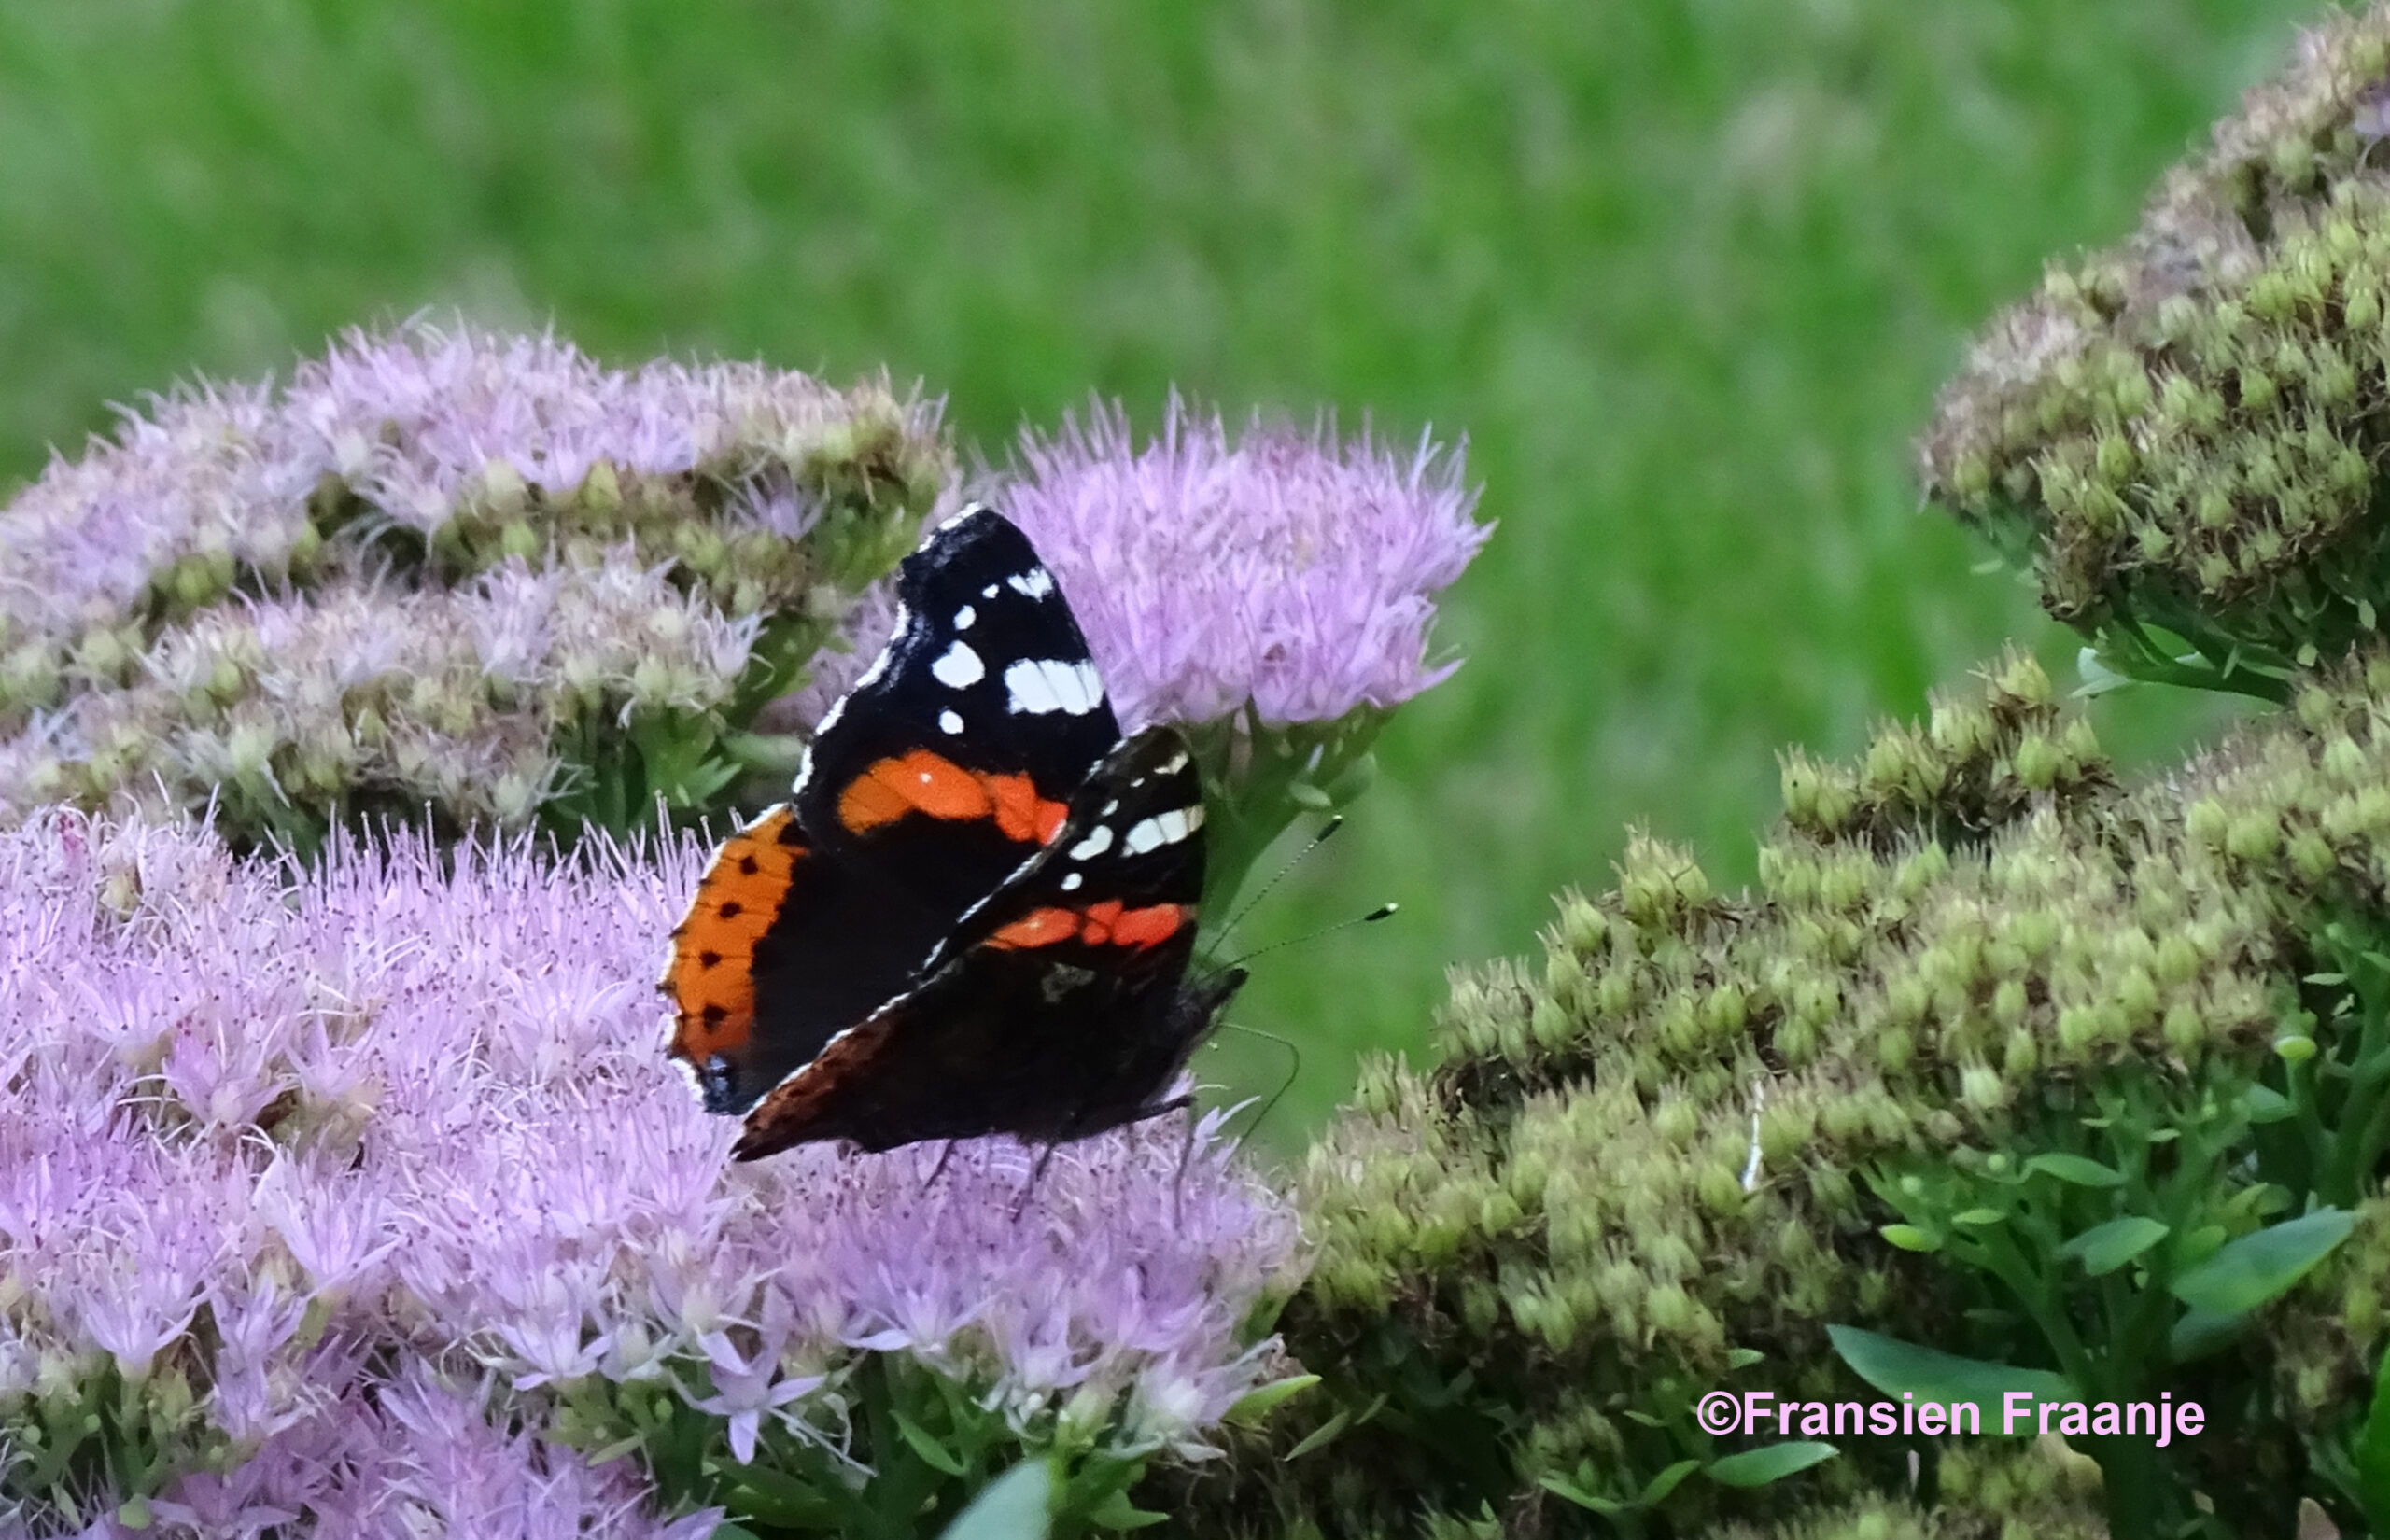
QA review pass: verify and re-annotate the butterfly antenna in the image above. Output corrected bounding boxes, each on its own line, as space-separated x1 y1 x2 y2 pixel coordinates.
1219 901 1399 972
1210 816 1347 956
1209 1019 1305 1158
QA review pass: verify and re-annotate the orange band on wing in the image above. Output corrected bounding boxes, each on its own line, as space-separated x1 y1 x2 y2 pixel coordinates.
837 750 1070 845
988 906 1082 949
663 806 805 1060
987 901 1188 951
987 771 1069 845
1104 903 1188 947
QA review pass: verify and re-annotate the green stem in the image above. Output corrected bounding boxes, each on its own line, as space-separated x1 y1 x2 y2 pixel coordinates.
1975 1226 2096 1390
2288 1051 2335 1189
2084 1426 2179 1540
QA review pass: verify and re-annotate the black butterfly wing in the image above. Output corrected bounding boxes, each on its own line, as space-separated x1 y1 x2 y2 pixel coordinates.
664 504 1126 1117
732 725 1244 1157
660 802 989 1114
791 504 1121 918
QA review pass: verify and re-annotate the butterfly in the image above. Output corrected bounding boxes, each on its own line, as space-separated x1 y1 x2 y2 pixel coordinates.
659 504 1244 1160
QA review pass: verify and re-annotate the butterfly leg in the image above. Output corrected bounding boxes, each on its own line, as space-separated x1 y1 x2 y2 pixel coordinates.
1169 1101 1202 1230
921 1139 961 1196
1012 1140 1065 1221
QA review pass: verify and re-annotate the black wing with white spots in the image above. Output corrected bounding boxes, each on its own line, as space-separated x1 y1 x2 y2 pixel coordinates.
789 505 1121 918
731 725 1241 1156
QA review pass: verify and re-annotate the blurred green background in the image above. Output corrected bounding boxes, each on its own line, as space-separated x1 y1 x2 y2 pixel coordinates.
0 0 2312 1149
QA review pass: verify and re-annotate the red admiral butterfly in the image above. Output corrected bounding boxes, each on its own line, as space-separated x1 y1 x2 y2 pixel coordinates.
660 505 1244 1159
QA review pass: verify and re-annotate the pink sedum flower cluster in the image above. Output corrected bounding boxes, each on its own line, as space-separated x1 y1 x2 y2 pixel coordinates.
997 397 1489 732
0 811 1300 1533
0 319 946 841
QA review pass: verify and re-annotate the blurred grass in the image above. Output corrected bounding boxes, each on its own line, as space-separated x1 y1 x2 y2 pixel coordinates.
0 0 2314 1150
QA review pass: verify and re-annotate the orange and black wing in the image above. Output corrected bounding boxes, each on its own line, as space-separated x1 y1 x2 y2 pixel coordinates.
791 507 1119 920
731 726 1242 1158
665 508 1132 1119
660 801 956 1115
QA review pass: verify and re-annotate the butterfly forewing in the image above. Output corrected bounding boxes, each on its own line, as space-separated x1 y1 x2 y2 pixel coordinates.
792 507 1121 921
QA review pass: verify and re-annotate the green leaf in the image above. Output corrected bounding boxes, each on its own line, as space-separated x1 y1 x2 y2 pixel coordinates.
2027 1153 2125 1187
1827 1325 2075 1429
1323 750 1378 805
2167 1306 2246 1363
1283 1407 1350 1461
1877 1224 1941 1253
2355 1338 2390 1531
1226 1374 1318 1426
1084 1490 1168 1531
1705 1441 1838 1488
893 1409 970 1477
1952 1208 2006 1228
2060 1216 2170 1276
1537 1476 1621 1514
941 1462 1054 1540
721 1466 841 1528
1726 1348 1765 1370
1638 1459 1701 1505
2168 1209 2356 1315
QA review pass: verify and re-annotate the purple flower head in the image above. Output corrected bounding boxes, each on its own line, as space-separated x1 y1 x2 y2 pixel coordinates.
996 396 1489 731
0 809 1302 1528
0 318 947 841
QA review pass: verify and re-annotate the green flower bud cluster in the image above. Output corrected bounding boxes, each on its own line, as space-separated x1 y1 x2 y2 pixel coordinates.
0 324 949 848
1206 644 2390 1533
1917 7 2390 690
1779 652 2109 852
2273 1196 2390 1441
1916 1437 2107 1540
1715 1495 1942 1540
1710 1473 2103 1540
0 551 800 843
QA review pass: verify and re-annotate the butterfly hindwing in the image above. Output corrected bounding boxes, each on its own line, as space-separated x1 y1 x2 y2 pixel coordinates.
731 726 1242 1157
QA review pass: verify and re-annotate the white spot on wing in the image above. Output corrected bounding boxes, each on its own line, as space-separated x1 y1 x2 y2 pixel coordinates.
931 640 986 689
982 583 999 599
1123 805 1201 854
1068 825 1114 861
1061 872 1084 891
1007 567 1056 600
1004 657 1104 716
939 708 964 735
954 605 976 630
